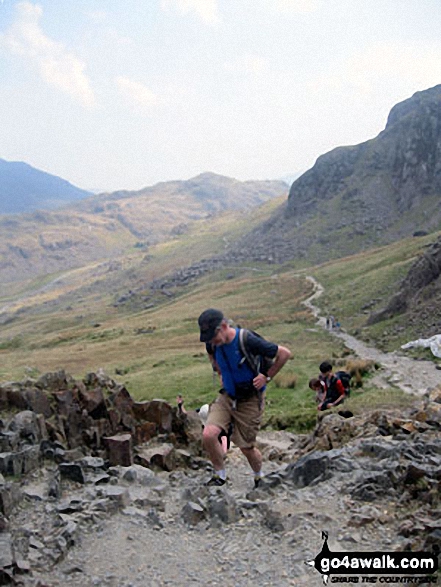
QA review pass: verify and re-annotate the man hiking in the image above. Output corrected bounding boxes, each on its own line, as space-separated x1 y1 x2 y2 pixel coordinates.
198 308 292 488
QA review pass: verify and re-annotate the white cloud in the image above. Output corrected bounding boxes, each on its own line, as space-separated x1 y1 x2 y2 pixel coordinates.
160 0 220 25
272 0 320 14
85 9 108 23
224 54 268 76
312 42 441 98
116 76 158 109
1 2 95 108
349 43 441 93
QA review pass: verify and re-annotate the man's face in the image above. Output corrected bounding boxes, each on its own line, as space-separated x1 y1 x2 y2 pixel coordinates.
209 321 228 346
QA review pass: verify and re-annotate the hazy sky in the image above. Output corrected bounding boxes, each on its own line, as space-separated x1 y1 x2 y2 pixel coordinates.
1 0 441 192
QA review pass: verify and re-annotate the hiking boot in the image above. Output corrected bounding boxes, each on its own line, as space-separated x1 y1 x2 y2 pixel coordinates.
205 475 226 487
254 476 262 489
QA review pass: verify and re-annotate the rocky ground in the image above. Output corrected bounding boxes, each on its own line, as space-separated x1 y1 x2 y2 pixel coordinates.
1 277 440 587
4 404 441 587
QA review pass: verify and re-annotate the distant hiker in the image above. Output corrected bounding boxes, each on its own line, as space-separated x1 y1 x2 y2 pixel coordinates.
198 308 292 488
316 360 346 411
326 316 330 329
176 394 187 414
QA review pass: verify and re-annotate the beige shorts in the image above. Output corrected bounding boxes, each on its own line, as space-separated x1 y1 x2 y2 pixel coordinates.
206 391 265 449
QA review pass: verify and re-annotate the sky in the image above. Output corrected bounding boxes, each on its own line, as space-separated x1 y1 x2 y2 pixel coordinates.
1 0 441 193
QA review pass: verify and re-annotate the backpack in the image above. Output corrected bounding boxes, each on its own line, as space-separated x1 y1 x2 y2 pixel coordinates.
238 328 275 376
334 370 352 397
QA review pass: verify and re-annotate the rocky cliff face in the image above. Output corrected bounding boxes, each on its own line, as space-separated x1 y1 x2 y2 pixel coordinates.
229 84 441 265
368 235 441 334
288 85 441 222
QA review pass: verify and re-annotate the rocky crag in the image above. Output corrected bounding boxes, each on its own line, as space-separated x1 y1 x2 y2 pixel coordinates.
368 235 441 338
228 84 441 265
1 371 441 586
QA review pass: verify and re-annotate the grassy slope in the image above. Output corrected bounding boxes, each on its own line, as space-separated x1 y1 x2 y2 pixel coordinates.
307 230 441 350
0 200 436 430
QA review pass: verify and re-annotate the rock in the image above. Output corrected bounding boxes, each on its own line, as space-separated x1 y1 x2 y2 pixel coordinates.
36 370 71 391
133 400 173 434
59 463 85 484
78 387 107 419
8 410 42 443
121 464 160 486
0 533 13 568
80 456 106 469
0 445 40 477
22 388 53 418
48 469 61 498
135 443 176 471
133 421 157 444
104 434 133 467
284 451 333 487
181 501 206 526
86 472 111 485
0 483 21 516
23 484 47 501
128 486 165 510
262 508 285 533
206 489 238 524
57 498 85 514
350 471 397 501
98 486 130 509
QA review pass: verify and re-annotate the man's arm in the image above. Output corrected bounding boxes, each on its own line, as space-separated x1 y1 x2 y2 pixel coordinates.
253 345 292 390
267 345 291 378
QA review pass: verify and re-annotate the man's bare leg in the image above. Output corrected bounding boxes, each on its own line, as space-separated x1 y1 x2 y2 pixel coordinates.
240 446 262 473
202 424 226 471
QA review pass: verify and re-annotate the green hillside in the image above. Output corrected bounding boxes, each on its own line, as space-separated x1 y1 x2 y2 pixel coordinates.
0 202 434 431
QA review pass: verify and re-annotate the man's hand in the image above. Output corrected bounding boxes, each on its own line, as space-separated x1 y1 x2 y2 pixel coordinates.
253 373 268 390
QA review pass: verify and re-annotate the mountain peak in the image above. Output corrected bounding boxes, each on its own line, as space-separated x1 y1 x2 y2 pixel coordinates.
0 159 92 215
386 84 441 129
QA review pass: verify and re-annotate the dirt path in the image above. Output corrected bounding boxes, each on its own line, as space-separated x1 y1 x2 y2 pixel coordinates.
303 276 440 395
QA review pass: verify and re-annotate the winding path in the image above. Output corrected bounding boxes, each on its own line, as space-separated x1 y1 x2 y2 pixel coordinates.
303 276 440 396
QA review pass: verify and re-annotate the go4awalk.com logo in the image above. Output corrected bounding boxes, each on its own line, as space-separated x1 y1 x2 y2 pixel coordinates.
306 532 439 585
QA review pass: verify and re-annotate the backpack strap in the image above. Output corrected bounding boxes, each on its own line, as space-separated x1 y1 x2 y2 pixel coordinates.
238 328 261 376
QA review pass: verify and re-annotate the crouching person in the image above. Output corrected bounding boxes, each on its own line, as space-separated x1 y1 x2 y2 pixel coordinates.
314 360 346 411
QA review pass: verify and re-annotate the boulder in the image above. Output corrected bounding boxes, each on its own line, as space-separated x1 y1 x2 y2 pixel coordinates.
104 433 133 467
135 443 176 471
133 399 173 433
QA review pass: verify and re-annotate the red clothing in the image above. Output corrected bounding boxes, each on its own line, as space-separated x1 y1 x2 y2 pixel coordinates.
320 374 345 404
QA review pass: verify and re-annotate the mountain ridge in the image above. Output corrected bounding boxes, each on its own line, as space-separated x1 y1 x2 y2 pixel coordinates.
0 173 287 285
0 158 92 214
227 84 441 265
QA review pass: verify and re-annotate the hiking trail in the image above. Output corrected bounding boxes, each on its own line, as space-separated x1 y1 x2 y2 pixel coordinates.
303 275 440 396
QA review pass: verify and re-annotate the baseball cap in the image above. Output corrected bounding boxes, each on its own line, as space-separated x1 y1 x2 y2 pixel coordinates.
198 308 224 342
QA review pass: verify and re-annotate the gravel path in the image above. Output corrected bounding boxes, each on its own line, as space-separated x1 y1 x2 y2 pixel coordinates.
303 276 440 395
23 444 403 587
